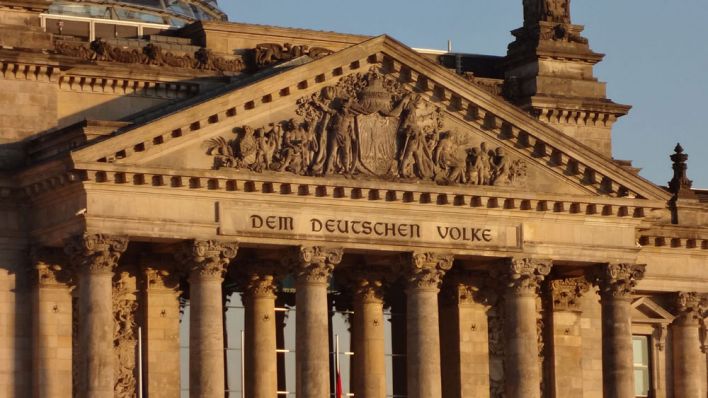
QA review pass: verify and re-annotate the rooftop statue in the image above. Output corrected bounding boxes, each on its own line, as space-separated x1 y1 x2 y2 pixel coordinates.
523 0 571 25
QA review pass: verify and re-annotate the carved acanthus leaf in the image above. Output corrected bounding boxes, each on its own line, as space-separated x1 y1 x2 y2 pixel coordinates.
675 292 703 325
550 277 591 311
175 240 238 280
64 234 129 274
405 252 453 291
594 263 646 299
31 247 72 286
289 246 343 284
502 258 552 295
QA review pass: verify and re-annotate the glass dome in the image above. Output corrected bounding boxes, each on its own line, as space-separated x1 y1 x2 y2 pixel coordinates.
47 0 227 27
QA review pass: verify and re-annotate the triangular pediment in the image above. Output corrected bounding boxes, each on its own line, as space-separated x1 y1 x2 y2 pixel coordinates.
631 297 675 323
69 35 670 202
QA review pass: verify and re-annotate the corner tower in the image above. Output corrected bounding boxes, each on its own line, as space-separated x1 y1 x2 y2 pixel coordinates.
504 0 630 157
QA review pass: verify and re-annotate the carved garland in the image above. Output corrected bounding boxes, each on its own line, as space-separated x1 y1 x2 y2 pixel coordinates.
204 68 528 188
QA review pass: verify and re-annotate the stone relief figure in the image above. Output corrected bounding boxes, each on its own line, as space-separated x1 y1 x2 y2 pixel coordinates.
203 67 527 187
523 0 571 25
254 43 334 67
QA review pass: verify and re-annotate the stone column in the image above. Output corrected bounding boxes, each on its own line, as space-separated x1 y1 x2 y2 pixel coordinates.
672 292 705 398
176 240 238 398
65 234 128 398
548 277 590 398
142 261 182 398
291 246 343 397
31 251 73 398
595 263 645 398
404 252 453 398
499 257 551 398
439 272 490 398
350 269 386 398
241 264 279 398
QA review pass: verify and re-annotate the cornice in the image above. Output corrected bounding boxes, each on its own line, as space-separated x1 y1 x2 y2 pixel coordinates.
66 35 669 203
62 161 666 223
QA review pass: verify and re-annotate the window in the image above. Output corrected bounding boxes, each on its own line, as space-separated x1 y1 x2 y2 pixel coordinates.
632 335 651 397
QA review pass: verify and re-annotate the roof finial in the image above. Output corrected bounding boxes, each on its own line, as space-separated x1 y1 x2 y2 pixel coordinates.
669 142 697 199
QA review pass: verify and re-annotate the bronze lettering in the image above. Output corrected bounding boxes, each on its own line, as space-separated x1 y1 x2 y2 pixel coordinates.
266 216 277 229
250 214 264 229
351 221 362 234
325 219 336 233
373 223 385 236
482 229 492 242
337 220 349 234
310 218 323 232
411 224 421 239
397 224 408 237
362 221 372 235
384 223 396 237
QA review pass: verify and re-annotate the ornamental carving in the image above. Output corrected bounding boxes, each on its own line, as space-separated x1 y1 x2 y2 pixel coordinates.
405 252 454 291
64 234 129 274
55 39 245 73
113 272 138 398
674 292 703 325
254 43 333 67
242 273 279 299
288 246 343 284
440 271 490 307
524 0 571 25
31 247 72 286
175 240 238 280
502 257 552 295
594 263 646 299
550 277 590 311
144 267 180 293
203 68 527 187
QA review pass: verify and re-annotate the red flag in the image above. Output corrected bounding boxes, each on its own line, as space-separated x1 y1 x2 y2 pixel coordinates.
335 368 343 398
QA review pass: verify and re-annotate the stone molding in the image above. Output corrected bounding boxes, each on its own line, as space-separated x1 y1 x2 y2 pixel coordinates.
175 239 238 281
674 292 703 326
64 233 129 274
67 39 668 201
289 246 343 284
67 164 666 224
501 257 552 295
594 263 646 299
405 252 454 291
549 277 591 311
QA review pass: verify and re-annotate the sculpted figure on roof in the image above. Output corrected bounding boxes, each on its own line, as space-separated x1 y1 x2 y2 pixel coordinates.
523 0 571 25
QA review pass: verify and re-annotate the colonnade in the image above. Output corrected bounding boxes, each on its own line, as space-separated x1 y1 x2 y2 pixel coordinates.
29 234 707 398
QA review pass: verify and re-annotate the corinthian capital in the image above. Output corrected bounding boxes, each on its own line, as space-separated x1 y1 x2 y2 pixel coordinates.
30 247 72 287
405 252 454 291
674 292 703 326
64 233 128 274
550 277 591 311
289 246 343 284
595 263 646 299
501 257 552 295
176 240 238 281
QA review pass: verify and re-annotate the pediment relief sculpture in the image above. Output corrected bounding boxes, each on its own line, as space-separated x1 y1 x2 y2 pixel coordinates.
254 43 334 67
203 68 527 187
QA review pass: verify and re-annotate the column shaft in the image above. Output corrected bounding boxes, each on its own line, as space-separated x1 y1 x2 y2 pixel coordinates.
295 279 330 396
176 240 238 398
243 274 278 398
596 263 645 398
292 246 342 398
352 281 386 398
672 292 705 398
65 234 128 398
500 258 551 398
504 293 540 398
189 275 225 398
405 252 453 398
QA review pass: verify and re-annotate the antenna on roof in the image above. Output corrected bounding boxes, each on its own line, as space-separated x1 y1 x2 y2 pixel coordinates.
447 40 452 53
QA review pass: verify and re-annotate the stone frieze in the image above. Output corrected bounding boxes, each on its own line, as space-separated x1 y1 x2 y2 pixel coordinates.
203 68 527 187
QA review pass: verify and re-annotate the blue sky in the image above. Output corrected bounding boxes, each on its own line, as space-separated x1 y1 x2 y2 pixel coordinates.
221 0 708 188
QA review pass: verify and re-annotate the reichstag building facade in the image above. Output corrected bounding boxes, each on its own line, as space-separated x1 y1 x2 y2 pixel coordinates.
0 0 706 397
